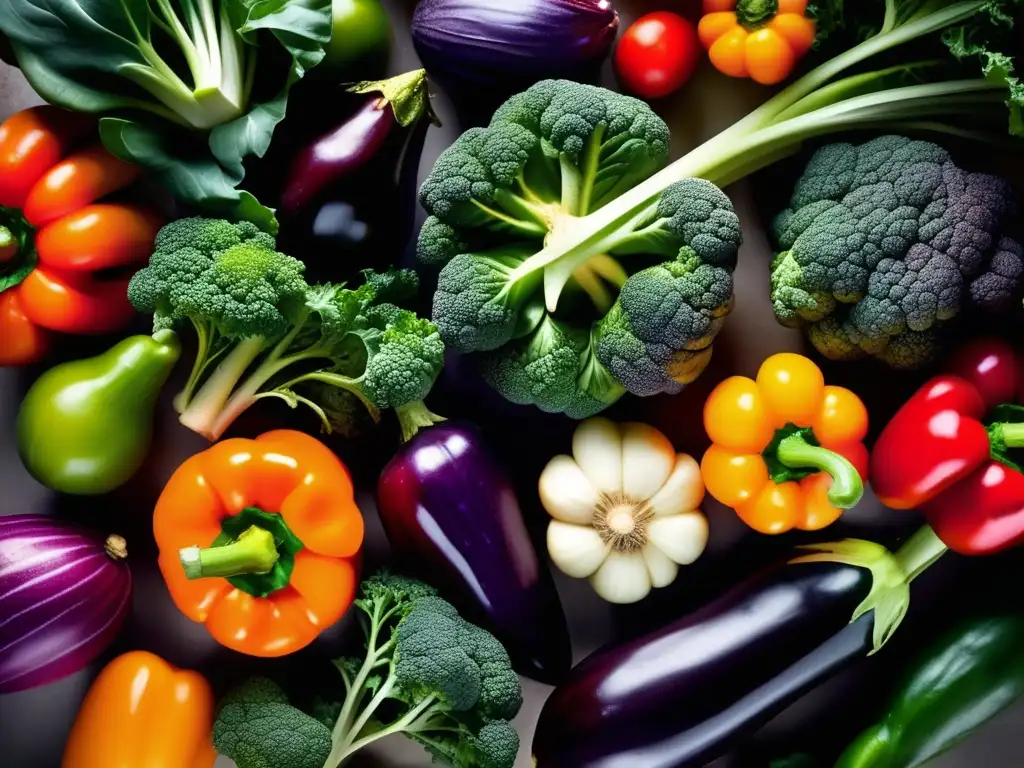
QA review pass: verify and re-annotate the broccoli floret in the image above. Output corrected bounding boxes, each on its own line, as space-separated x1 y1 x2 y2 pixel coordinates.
214 572 523 768
771 135 1024 368
213 678 332 768
129 218 445 441
478 317 625 418
417 83 741 417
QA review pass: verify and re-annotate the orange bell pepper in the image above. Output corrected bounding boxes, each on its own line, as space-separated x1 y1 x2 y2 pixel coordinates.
61 650 216 768
698 0 817 85
701 353 869 534
153 429 364 657
0 106 161 367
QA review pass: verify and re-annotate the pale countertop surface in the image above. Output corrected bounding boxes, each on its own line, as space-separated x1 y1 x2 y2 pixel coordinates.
1 1 1023 767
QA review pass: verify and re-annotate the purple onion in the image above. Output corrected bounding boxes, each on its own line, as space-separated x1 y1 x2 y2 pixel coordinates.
0 515 132 693
411 0 619 88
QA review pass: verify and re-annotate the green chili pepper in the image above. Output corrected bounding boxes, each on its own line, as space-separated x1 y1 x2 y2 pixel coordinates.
836 615 1024 768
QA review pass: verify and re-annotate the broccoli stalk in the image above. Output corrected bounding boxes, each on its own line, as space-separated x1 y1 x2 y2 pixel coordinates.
213 573 524 768
128 218 445 441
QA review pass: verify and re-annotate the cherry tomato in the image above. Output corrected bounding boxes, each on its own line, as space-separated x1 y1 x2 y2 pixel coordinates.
615 12 701 100
23 144 141 228
36 204 162 271
0 289 50 366
18 267 134 334
0 107 93 209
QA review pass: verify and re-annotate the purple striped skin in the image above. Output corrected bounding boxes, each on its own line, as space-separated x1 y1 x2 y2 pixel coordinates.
0 515 131 693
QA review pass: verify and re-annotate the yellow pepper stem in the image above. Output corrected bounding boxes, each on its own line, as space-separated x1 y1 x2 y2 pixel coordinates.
179 525 279 580
776 432 864 508
736 0 779 27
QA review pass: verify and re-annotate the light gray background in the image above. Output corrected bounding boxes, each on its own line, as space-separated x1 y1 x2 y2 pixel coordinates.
1 1 1022 766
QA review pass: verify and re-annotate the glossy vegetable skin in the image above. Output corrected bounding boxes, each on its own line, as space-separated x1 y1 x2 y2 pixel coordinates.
698 0 816 85
0 515 131 693
411 0 618 91
836 615 1024 768
153 430 363 657
702 353 869 533
871 339 1024 555
62 651 216 768
377 422 572 683
17 330 181 495
321 0 392 75
615 12 701 99
533 559 874 767
0 106 159 366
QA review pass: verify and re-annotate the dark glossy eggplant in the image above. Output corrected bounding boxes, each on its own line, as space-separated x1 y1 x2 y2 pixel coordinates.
376 422 572 683
250 70 435 281
532 560 875 767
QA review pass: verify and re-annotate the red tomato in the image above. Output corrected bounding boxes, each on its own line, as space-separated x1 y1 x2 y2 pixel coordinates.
0 289 50 366
615 11 701 100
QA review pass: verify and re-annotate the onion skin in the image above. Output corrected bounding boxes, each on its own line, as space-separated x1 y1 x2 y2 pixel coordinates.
0 515 131 693
411 0 619 88
377 422 572 683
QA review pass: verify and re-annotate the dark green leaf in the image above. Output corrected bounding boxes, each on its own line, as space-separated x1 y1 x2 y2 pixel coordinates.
99 117 279 233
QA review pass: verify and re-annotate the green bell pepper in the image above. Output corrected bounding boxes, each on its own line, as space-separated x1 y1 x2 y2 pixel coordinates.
17 330 180 495
835 615 1024 768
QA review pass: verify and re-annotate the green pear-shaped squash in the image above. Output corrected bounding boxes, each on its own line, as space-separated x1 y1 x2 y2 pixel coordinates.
17 330 181 495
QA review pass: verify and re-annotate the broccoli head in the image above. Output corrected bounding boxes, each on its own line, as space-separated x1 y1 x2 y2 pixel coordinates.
771 135 1023 368
418 81 741 417
213 572 522 768
128 217 444 442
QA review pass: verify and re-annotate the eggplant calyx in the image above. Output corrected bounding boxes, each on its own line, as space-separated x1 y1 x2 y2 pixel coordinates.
790 526 948 655
790 539 910 655
348 69 440 128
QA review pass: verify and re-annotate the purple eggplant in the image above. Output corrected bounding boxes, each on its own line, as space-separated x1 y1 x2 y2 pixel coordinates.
411 0 619 89
532 559 875 767
269 70 436 278
0 515 132 693
377 422 571 683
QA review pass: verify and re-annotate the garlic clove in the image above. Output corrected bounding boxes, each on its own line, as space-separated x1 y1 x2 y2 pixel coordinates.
648 512 710 565
621 422 675 501
589 551 652 604
649 454 705 516
539 455 600 524
573 417 623 495
641 542 679 588
547 520 610 578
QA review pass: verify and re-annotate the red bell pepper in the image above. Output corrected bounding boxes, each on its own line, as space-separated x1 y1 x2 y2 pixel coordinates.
871 338 1024 556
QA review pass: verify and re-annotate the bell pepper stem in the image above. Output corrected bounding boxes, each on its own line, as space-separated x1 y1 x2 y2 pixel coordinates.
894 524 948 582
995 421 1024 449
736 0 779 27
0 224 17 262
776 433 864 508
179 525 279 580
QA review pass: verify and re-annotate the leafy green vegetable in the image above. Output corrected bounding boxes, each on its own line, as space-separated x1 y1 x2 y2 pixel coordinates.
419 80 743 418
213 572 523 768
770 135 1023 368
127 217 444 441
0 0 332 229
420 1 1023 412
